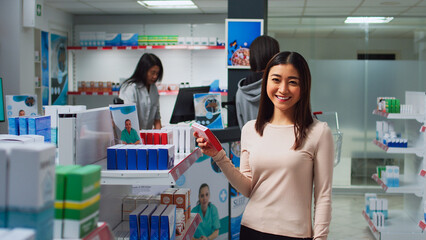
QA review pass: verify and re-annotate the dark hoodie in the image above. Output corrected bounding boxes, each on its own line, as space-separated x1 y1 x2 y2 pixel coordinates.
235 71 264 129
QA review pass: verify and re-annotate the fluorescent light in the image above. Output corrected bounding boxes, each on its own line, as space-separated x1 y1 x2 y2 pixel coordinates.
137 0 197 9
344 17 394 24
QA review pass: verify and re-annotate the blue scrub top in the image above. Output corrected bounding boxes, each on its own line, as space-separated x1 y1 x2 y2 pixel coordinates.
191 203 220 238
120 128 140 144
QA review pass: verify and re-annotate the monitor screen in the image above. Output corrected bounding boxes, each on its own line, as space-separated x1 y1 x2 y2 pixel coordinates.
0 78 4 122
170 86 211 124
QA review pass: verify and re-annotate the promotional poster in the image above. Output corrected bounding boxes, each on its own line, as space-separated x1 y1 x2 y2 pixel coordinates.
226 19 263 69
41 31 49 105
175 143 230 240
109 104 141 145
193 93 224 129
50 34 68 105
6 95 38 117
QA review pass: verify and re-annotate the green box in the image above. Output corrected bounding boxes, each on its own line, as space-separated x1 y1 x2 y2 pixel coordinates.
63 165 101 238
385 99 391 113
395 99 400 113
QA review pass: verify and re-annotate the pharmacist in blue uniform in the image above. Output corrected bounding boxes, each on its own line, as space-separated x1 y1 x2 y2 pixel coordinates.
192 183 220 240
119 53 163 130
120 119 140 144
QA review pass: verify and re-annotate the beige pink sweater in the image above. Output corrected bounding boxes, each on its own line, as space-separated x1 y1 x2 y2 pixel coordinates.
213 120 334 239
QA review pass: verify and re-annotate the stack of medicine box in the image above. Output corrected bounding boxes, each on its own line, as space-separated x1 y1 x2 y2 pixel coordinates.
107 144 175 170
377 97 401 113
140 129 173 145
43 105 86 145
127 202 176 240
365 193 388 219
8 116 51 143
121 195 160 221
161 188 191 234
377 165 400 187
59 165 101 239
0 143 56 240
161 124 195 155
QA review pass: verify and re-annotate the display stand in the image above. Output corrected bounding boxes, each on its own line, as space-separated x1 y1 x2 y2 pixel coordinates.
364 92 426 240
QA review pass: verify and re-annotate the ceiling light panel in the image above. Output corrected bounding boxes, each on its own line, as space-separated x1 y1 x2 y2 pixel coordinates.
344 17 394 24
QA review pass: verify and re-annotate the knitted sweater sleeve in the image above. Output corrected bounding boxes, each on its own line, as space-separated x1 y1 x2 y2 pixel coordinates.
313 123 334 240
212 124 253 197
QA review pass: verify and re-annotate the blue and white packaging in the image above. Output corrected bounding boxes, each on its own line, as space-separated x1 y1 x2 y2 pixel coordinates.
137 145 148 170
393 166 400 187
18 117 28 135
150 204 167 240
8 207 54 240
117 146 127 170
178 127 185 154
27 116 51 134
369 198 376 219
185 127 194 154
8 144 56 211
386 166 393 187
139 204 158 240
129 204 148 240
148 146 158 170
105 33 121 46
7 117 19 135
127 145 138 170
158 145 175 170
107 144 124 170
160 204 176 240
121 33 138 46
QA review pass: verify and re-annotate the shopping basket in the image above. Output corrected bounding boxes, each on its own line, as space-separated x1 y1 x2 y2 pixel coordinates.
313 111 343 167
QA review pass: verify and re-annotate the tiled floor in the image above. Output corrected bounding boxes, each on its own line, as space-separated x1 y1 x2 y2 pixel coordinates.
328 193 403 240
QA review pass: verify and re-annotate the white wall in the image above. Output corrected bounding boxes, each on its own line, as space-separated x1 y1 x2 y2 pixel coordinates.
0 0 73 133
274 36 417 60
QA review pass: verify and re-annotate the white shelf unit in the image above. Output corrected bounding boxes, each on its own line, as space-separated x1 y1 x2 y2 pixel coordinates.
365 92 426 240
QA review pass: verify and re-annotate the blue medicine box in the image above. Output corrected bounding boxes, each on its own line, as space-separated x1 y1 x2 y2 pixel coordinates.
107 144 124 170
19 117 29 135
150 205 167 240
137 146 148 170
129 204 148 240
158 145 175 170
148 147 158 170
28 116 51 134
140 204 158 240
105 33 121 46
121 33 138 46
8 117 19 135
117 147 127 170
160 204 176 240
127 146 137 170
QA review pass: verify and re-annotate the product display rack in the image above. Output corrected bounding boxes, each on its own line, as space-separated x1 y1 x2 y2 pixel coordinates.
364 92 426 240
67 45 225 51
98 148 202 185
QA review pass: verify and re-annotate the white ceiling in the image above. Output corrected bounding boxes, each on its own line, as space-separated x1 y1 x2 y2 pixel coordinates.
44 0 426 38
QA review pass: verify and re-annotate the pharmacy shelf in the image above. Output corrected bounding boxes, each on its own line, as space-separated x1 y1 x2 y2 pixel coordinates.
68 90 227 96
362 210 425 240
99 148 202 185
67 45 225 51
371 174 423 196
373 140 424 156
372 109 425 122
68 91 119 96
112 213 200 240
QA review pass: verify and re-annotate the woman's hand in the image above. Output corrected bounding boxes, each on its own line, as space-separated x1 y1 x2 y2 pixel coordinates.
194 132 219 157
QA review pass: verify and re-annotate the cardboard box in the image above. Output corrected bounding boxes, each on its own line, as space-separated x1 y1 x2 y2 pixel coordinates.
161 188 177 205
139 204 158 240
107 144 124 170
158 145 175 170
126 145 138 170
63 165 101 238
148 146 158 170
137 145 148 170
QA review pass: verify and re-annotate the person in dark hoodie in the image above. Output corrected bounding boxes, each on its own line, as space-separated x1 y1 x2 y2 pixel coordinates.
235 35 280 129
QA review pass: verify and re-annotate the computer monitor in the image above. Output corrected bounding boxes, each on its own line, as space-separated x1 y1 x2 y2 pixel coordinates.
169 86 211 124
0 78 4 122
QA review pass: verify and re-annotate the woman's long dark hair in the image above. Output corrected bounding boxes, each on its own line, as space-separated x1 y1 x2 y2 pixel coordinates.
255 51 313 150
249 35 280 72
122 53 163 87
